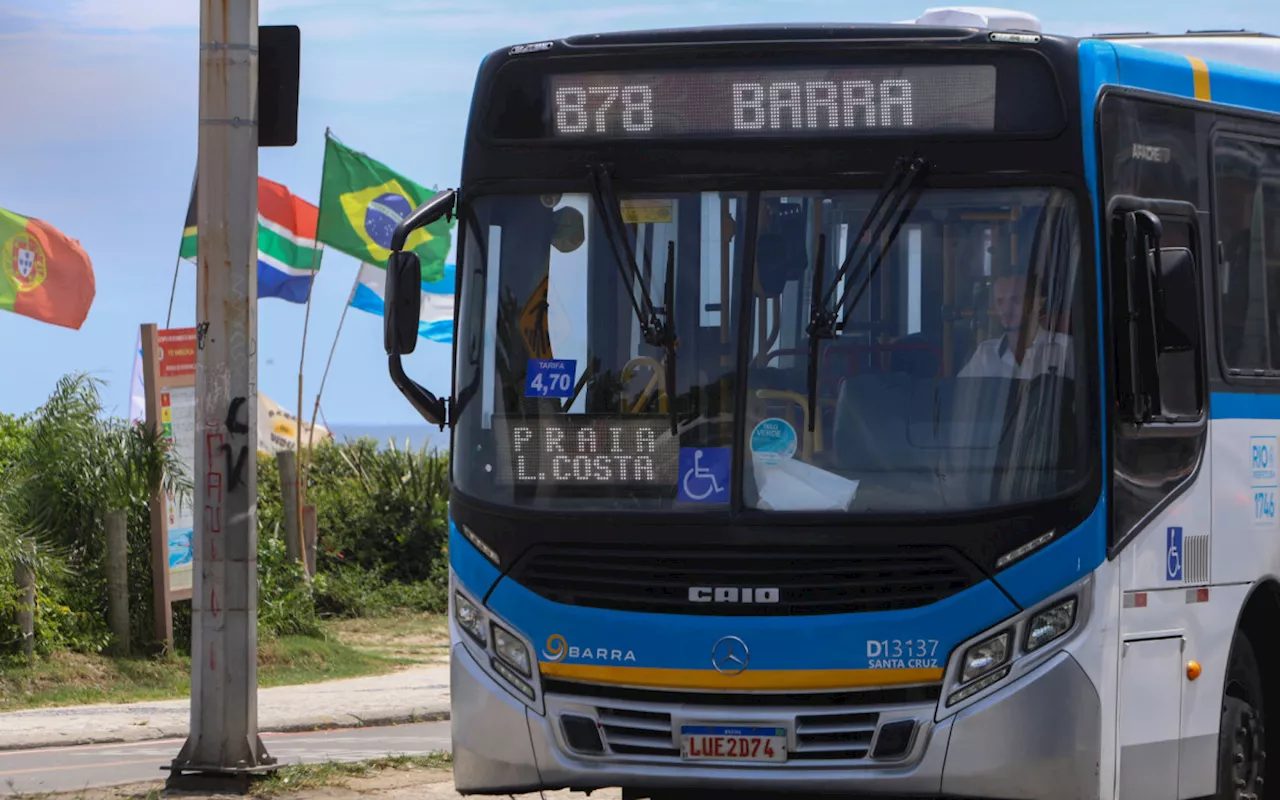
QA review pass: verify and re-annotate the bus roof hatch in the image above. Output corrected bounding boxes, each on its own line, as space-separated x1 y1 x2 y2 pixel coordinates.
902 6 1043 33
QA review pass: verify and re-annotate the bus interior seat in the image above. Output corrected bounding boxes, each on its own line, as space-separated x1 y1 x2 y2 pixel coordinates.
832 373 1078 510
888 333 941 378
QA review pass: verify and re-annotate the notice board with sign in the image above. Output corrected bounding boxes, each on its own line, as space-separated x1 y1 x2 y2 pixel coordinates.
140 323 196 651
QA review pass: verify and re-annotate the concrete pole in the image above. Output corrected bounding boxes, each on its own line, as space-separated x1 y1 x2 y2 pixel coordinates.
14 563 34 663
168 0 274 785
105 510 130 656
276 450 301 566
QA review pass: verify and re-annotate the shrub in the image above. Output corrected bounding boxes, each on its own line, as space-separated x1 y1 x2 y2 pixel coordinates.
258 518 323 639
0 372 454 663
308 438 449 584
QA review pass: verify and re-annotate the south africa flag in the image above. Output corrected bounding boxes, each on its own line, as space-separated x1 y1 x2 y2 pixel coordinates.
316 133 453 283
179 176 322 303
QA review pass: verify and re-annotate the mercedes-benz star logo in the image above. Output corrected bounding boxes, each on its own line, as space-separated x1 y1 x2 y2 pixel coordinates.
711 635 749 676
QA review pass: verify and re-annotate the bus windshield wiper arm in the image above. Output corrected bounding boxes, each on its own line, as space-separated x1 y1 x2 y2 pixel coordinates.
661 240 678 435
804 233 827 433
804 156 929 432
588 164 680 433
835 157 930 332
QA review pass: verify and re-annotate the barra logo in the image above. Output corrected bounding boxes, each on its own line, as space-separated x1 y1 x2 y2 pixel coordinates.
541 633 637 663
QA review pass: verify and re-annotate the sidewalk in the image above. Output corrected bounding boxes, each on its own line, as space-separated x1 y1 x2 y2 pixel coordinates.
0 664 451 751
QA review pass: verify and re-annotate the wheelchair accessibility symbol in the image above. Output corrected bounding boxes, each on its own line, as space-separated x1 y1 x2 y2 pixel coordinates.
679 447 730 503
1166 526 1183 582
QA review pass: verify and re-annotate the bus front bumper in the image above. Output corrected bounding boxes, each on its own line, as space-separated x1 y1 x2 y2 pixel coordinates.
449 643 1100 798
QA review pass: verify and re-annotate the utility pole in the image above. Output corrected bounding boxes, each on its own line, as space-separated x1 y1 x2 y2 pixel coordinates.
168 0 274 788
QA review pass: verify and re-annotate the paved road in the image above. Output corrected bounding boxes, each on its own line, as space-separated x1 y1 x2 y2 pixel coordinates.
0 721 452 796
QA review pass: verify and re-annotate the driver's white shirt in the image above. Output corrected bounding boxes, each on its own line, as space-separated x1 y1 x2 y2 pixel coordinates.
958 328 1074 379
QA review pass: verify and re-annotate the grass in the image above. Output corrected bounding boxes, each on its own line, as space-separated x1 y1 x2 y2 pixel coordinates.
0 754 454 800
323 612 448 665
0 635 402 713
252 753 453 797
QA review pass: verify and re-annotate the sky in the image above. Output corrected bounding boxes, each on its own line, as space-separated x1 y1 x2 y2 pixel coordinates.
0 0 1276 427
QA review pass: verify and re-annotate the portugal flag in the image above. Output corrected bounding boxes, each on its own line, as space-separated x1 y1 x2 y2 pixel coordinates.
0 208 95 330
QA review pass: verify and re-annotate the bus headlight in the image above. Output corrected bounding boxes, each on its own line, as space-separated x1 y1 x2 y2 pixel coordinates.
960 630 1010 683
454 590 487 646
492 622 532 677
1025 597 1078 652
942 582 1089 713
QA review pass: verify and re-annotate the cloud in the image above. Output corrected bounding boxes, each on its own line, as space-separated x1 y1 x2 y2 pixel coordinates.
301 45 480 104
58 0 338 30
296 3 683 40
0 27 194 146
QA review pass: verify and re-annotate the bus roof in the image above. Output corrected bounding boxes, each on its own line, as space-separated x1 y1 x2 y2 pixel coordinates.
1091 31 1279 74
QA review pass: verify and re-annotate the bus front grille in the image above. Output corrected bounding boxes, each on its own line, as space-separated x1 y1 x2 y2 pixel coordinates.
547 686 933 765
510 543 981 616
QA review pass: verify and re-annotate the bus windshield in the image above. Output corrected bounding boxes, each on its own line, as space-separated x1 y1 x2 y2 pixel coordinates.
451 186 1090 514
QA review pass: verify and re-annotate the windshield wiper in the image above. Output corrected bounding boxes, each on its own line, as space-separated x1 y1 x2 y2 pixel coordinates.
805 233 827 434
661 241 678 435
804 155 930 432
587 164 680 433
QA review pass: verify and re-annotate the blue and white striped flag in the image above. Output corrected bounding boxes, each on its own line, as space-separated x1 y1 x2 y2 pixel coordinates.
350 262 455 343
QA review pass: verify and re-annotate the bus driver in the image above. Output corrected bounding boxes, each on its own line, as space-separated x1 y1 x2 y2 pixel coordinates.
958 272 1074 380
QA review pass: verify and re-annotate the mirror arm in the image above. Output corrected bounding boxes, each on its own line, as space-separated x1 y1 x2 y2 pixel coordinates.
392 189 456 251
389 353 448 430
383 188 457 431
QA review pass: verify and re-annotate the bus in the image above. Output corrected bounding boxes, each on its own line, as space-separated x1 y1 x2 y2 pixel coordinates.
379 7 1280 799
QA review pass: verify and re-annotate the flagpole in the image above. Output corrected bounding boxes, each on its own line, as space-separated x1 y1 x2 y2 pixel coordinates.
295 128 332 562
166 165 199 328
305 269 358 459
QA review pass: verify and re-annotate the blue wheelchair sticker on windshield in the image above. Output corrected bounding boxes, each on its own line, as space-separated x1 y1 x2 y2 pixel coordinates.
750 418 797 466
679 447 730 503
525 358 577 399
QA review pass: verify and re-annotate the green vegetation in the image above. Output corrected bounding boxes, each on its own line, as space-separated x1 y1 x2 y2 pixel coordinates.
252 753 453 797
0 372 450 700
0 635 397 713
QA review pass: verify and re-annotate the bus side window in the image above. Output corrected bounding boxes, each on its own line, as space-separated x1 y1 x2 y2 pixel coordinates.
1214 137 1274 375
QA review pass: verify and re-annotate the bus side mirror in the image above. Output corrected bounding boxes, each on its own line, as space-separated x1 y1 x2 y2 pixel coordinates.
383 189 457 430
385 251 422 357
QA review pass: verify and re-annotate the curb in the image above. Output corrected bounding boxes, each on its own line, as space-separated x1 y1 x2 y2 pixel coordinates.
0 709 451 753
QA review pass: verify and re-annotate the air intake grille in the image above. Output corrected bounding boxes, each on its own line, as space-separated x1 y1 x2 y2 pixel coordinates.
546 684 938 765
1182 534 1210 584
510 544 981 615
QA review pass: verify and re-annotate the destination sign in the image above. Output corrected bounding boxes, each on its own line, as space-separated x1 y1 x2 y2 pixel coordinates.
493 415 680 488
547 65 996 139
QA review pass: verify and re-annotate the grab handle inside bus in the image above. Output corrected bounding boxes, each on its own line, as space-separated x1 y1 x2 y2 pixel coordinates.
383 189 457 429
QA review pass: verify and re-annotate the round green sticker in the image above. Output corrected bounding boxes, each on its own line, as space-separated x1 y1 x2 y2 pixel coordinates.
750 417 798 466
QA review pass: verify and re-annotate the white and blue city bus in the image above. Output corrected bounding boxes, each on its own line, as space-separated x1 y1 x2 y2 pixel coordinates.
379 8 1280 799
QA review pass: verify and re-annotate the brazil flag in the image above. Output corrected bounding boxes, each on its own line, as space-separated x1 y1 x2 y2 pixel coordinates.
316 134 453 281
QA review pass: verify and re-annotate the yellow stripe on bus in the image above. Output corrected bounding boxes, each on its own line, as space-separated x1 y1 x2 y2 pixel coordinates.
539 663 944 691
1187 56 1212 101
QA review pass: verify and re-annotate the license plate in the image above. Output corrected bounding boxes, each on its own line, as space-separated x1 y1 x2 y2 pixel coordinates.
679 725 787 763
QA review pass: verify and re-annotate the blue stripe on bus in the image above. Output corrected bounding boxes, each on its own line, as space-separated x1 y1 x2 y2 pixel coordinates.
485 567 1019 674
1079 40 1119 475
449 520 503 599
1110 42 1202 101
1211 392 1280 420
991 503 1107 610
1204 63 1280 114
